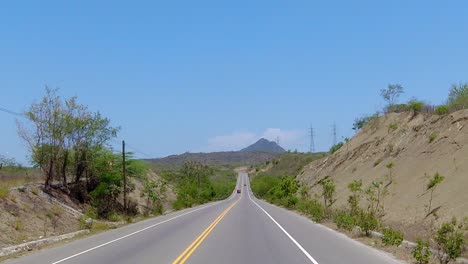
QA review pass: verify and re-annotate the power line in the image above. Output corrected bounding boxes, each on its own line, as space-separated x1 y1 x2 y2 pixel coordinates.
110 138 153 158
0 106 25 117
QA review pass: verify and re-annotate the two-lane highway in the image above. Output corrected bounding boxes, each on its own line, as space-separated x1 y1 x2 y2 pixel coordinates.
4 173 402 264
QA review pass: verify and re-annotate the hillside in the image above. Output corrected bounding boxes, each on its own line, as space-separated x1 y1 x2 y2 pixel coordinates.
240 138 286 153
145 151 279 171
253 152 327 177
298 110 468 239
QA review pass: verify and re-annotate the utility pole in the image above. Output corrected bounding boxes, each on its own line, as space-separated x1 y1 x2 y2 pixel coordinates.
309 125 315 153
122 140 127 214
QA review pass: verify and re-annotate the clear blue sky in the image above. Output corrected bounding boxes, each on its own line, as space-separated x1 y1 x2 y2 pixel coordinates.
1 1 467 164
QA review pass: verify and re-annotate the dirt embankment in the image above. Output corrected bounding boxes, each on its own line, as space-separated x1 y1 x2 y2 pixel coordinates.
0 169 176 248
0 185 81 248
299 110 468 240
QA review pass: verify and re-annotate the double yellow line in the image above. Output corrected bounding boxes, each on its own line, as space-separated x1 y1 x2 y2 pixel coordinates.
172 200 239 264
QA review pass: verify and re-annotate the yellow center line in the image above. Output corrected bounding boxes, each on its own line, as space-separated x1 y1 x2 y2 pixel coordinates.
172 200 239 264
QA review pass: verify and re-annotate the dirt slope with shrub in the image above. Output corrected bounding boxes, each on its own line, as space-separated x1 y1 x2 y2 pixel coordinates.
0 185 81 248
0 169 176 248
298 110 468 239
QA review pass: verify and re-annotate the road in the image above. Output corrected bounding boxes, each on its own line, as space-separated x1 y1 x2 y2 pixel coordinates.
4 173 402 264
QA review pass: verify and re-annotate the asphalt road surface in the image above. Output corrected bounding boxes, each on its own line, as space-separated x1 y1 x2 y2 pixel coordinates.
4 173 402 264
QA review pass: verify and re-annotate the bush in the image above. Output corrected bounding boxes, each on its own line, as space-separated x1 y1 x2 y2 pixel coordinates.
357 211 379 236
108 212 124 222
91 222 110 231
408 99 425 113
330 142 344 154
334 210 356 231
429 133 438 143
386 103 409 113
388 123 398 132
0 186 9 199
297 199 325 222
412 239 432 264
435 105 450 115
79 215 93 229
353 114 378 130
435 220 465 264
448 82 468 111
381 228 404 246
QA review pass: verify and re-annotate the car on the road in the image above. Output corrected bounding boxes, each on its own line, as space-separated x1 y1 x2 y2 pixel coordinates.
237 189 241 193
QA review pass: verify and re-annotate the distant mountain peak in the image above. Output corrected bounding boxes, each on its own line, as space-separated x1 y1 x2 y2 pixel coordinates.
240 138 286 153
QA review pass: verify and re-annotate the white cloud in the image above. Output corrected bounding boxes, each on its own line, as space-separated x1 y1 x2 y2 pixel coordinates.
261 128 304 145
207 131 257 152
205 128 307 152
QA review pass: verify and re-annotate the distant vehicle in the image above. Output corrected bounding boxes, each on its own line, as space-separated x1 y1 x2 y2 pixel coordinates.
237 189 241 194
244 183 246 186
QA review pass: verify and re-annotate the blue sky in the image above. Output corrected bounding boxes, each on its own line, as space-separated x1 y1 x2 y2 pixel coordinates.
1 1 467 164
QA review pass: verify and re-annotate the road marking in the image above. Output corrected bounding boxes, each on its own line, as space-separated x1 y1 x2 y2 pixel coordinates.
172 200 239 264
51 177 243 264
246 175 320 264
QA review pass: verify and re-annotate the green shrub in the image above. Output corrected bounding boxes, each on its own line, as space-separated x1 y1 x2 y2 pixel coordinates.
353 114 379 130
357 211 379 236
408 99 425 113
79 215 93 229
330 142 344 154
381 228 404 246
91 222 110 231
334 210 356 231
14 219 24 231
84 205 98 219
286 195 298 208
108 212 123 222
386 103 409 113
0 186 9 199
448 82 468 111
388 123 398 132
435 105 450 115
435 220 465 264
297 199 325 222
251 175 281 198
429 133 438 143
412 239 432 264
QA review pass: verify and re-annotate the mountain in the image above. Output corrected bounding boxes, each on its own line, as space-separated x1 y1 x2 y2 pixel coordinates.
240 138 286 153
145 151 279 171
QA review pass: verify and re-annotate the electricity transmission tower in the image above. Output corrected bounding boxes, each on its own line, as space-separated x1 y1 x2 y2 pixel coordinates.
332 123 337 146
309 125 315 153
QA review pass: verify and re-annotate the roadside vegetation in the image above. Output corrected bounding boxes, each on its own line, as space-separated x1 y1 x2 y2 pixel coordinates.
159 162 236 210
250 83 468 262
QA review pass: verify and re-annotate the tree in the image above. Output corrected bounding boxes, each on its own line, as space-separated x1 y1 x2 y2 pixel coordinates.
381 84 404 109
448 82 468 110
365 181 388 216
426 172 444 215
141 179 166 215
319 177 336 208
347 179 363 214
17 87 119 190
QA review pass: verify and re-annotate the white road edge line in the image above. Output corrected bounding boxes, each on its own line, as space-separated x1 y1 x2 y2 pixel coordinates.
52 176 243 264
246 175 320 264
